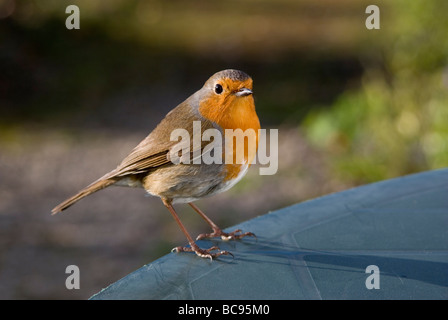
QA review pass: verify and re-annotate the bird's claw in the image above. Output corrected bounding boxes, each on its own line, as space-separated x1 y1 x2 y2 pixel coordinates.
196 228 256 241
172 245 234 260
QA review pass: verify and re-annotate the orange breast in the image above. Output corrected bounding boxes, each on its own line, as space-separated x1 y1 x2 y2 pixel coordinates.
199 92 260 181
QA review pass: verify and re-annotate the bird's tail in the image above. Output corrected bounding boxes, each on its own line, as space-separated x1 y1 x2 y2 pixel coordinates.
51 178 116 214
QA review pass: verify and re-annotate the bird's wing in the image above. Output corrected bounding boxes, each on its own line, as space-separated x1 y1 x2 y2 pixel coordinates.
114 149 171 176
108 102 218 178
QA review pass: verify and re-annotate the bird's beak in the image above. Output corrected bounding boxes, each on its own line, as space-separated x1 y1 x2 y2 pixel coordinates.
234 87 253 97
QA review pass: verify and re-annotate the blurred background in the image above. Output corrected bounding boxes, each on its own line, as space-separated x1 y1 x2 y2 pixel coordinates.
0 0 447 299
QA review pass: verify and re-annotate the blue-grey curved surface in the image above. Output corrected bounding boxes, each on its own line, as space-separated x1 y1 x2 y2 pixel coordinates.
91 168 448 300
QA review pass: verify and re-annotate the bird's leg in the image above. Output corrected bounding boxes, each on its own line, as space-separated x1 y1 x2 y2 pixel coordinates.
188 202 256 241
162 199 232 260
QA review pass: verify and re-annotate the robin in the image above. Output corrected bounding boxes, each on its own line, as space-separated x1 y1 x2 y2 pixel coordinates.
52 69 260 259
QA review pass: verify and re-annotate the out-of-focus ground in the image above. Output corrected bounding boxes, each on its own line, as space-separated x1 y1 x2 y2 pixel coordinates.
1 0 447 299
0 126 347 299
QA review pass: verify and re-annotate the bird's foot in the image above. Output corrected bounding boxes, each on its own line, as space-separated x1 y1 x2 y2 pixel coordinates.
172 244 233 260
196 228 256 241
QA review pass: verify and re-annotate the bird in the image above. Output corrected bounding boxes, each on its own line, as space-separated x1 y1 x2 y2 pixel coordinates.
52 69 261 260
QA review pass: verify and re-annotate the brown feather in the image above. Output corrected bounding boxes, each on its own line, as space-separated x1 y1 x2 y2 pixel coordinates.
51 178 117 214
51 97 218 213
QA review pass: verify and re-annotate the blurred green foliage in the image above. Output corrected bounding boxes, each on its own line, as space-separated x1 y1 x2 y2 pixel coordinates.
1 0 446 183
303 0 448 184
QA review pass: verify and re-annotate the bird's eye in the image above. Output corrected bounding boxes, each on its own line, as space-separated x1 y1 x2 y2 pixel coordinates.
214 83 223 94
